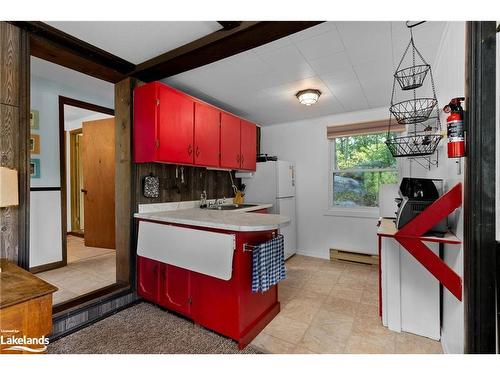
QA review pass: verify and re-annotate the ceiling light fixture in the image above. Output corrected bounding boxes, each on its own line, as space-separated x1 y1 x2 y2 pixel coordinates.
296 89 321 106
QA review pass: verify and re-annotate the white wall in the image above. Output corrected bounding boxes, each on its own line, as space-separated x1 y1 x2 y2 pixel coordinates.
432 21 466 355
29 63 114 268
261 106 389 259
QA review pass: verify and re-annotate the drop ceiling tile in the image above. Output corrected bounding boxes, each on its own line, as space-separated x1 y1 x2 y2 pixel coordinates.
307 51 353 75
293 29 345 60
336 21 392 65
251 36 293 55
288 22 334 43
325 79 370 112
161 21 450 125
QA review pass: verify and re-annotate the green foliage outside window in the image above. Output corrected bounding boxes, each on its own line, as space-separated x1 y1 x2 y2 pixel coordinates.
332 133 398 207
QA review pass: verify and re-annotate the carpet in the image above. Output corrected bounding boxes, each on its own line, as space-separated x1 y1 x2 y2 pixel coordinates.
48 302 262 354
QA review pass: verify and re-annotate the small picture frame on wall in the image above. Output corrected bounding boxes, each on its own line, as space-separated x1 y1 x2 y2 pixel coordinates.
30 158 41 179
29 134 40 154
30 110 39 129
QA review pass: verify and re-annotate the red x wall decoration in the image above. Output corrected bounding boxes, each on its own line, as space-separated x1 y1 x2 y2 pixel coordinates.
394 183 463 300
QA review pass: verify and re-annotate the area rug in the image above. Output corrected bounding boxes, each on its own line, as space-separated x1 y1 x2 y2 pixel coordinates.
48 302 262 354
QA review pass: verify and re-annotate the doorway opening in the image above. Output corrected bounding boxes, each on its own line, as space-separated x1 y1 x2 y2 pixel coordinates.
69 128 83 237
29 74 117 305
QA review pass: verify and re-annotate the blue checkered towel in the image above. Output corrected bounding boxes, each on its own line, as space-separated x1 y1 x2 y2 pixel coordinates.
251 234 286 293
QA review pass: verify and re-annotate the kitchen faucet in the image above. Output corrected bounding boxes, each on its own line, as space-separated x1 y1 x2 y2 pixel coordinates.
200 190 207 209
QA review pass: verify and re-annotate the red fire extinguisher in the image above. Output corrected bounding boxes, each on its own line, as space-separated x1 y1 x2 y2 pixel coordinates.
443 97 465 158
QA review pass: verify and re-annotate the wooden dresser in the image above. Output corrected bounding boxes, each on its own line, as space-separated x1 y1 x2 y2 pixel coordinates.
0 259 57 354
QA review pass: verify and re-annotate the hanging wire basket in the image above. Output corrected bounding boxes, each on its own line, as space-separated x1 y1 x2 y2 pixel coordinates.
394 64 430 90
385 133 442 158
385 21 442 160
389 98 438 124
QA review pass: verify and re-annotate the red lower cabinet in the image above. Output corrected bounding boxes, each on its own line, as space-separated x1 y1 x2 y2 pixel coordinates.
136 228 280 349
158 263 192 317
137 256 159 303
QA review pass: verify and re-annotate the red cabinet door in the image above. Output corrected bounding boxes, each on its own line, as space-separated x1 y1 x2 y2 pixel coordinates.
157 84 194 164
240 120 257 171
133 82 158 163
158 263 192 317
220 112 241 169
194 102 220 167
137 256 159 303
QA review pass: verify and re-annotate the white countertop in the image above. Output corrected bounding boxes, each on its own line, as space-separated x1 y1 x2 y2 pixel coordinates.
134 206 289 232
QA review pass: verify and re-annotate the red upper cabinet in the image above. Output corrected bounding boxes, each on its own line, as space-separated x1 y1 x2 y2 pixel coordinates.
134 81 257 171
194 102 220 168
157 84 195 165
220 112 241 169
240 120 257 171
133 83 159 163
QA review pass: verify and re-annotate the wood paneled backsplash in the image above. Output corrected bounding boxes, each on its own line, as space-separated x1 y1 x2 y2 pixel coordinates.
135 163 241 205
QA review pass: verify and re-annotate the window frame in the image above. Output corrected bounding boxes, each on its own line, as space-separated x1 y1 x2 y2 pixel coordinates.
326 132 398 218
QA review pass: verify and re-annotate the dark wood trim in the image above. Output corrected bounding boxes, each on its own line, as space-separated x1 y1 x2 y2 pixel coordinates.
58 96 115 272
29 260 66 274
59 96 115 116
30 187 61 191
114 78 136 285
464 21 497 354
217 21 242 30
10 21 134 83
17 28 31 269
52 282 130 316
132 21 324 82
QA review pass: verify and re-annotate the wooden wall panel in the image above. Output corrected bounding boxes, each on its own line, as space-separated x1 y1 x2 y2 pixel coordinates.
0 22 25 264
0 22 20 107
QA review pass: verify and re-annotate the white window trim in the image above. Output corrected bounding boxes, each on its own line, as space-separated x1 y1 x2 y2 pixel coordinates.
325 135 397 219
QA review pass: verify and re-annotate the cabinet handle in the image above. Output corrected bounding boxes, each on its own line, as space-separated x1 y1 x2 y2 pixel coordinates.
236 154 240 163
188 144 193 155
241 154 244 164
195 146 200 157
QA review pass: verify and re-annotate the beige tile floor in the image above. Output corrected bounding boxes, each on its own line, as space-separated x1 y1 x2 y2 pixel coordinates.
36 236 116 305
250 255 443 354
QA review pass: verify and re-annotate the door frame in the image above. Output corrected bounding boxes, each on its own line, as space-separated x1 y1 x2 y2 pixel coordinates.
56 96 114 272
69 128 83 235
464 21 498 353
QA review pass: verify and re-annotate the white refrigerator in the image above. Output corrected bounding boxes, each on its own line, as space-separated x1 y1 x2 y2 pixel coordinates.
242 160 297 259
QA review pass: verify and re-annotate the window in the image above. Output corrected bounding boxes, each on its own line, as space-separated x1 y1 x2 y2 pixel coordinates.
330 132 398 209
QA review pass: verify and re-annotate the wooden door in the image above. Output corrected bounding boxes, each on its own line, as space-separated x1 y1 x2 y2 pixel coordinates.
240 120 257 171
157 84 194 164
220 112 241 169
194 101 220 167
82 117 116 249
158 263 191 317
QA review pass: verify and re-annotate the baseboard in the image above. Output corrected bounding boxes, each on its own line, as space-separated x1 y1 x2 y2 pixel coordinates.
295 249 330 260
330 248 379 265
30 260 66 274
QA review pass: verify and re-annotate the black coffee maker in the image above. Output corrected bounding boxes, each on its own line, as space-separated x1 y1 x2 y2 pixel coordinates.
395 178 446 232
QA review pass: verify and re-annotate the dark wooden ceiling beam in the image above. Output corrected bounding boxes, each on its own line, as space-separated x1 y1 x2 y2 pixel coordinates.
132 21 324 82
217 21 242 30
10 21 135 83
